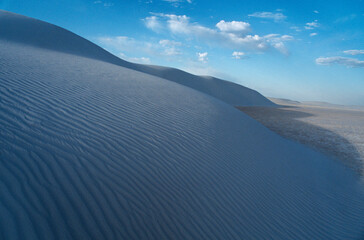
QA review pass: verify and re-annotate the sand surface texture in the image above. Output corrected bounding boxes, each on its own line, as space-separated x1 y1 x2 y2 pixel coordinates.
1 11 364 240
239 99 364 175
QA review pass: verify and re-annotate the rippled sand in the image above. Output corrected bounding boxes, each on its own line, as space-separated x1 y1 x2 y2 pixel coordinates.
238 100 364 175
1 11 364 239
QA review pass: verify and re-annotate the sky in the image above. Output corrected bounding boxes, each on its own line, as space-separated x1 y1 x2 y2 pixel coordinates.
1 0 364 105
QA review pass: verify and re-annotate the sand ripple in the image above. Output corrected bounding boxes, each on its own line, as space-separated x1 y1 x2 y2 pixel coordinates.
1 42 363 239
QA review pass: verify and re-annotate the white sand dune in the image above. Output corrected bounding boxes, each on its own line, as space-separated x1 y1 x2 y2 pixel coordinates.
0 10 274 107
1 10 363 239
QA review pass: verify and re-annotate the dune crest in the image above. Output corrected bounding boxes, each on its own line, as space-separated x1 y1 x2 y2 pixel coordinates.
0 10 274 107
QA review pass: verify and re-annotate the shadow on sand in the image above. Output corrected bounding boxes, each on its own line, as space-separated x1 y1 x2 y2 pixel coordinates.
237 105 363 175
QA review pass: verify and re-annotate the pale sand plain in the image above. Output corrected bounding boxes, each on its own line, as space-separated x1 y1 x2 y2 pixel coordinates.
238 98 364 175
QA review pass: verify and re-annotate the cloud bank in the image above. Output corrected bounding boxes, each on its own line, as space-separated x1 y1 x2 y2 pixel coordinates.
143 13 293 54
343 50 364 55
316 56 364 68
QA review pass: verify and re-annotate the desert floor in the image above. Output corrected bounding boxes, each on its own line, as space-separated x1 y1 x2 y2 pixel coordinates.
238 99 364 176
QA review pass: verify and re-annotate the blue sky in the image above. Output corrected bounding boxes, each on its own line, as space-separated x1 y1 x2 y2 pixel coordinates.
2 0 364 105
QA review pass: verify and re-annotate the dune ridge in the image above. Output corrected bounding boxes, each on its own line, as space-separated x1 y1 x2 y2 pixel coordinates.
1 11 363 239
0 10 274 107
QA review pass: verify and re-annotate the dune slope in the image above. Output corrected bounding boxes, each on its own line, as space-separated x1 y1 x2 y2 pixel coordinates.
1 11 363 240
0 10 274 107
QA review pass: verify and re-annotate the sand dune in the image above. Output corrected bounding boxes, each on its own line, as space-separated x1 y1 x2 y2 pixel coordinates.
1 10 364 239
0 10 274 107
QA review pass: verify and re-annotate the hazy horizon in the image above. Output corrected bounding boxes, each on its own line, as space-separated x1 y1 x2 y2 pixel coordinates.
1 0 363 105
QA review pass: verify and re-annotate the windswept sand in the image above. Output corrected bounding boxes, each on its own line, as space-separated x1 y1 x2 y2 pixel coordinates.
238 100 364 175
2 11 364 239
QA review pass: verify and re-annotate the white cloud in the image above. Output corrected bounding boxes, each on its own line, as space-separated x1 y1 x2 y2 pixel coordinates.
310 32 318 37
144 16 162 32
314 10 319 14
343 50 364 55
158 39 182 55
280 35 294 41
129 57 151 64
197 52 208 62
216 20 251 34
169 15 193 34
97 36 182 60
98 36 136 51
316 56 364 68
229 34 268 50
248 12 287 22
272 42 289 55
232 51 246 59
264 34 294 55
145 14 265 50
119 51 150 64
305 20 319 30
182 65 223 77
143 14 293 54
